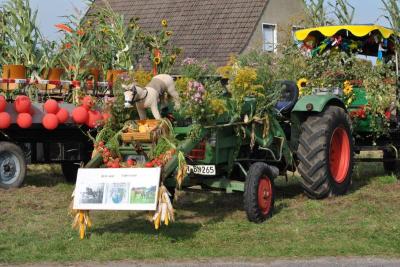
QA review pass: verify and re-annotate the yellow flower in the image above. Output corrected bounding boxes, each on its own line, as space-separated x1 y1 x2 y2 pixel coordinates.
343 80 353 96
297 78 308 96
154 56 161 65
161 19 168 27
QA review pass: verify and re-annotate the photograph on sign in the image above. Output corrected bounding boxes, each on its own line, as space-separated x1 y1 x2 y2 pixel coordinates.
73 168 161 211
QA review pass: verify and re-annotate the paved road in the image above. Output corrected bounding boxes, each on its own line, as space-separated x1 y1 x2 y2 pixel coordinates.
3 257 400 267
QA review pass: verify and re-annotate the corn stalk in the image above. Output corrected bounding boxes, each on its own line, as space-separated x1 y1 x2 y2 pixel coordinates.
1 0 40 70
302 0 332 27
329 0 355 25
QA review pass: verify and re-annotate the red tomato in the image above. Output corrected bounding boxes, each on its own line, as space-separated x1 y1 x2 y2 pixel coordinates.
145 162 153 168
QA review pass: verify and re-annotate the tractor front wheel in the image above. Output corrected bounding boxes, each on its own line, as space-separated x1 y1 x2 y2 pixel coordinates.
244 162 278 223
298 106 354 199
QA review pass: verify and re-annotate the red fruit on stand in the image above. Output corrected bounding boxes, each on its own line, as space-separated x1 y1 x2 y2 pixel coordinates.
44 99 59 114
17 113 33 129
56 108 69 124
0 112 11 129
14 95 31 113
86 110 103 128
127 159 135 166
72 106 89 124
0 95 6 112
82 95 94 110
42 113 59 130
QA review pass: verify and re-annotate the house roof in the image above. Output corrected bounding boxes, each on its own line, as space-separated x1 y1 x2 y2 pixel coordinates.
89 0 269 67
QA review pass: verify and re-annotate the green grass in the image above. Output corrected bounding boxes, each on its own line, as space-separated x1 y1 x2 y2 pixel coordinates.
0 163 400 263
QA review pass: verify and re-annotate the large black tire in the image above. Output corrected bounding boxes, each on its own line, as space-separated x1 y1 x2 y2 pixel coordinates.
244 162 278 223
61 162 80 183
297 106 354 199
383 149 399 174
0 141 27 189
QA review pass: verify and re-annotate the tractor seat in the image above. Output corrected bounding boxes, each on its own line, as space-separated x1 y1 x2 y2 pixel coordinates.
274 80 299 115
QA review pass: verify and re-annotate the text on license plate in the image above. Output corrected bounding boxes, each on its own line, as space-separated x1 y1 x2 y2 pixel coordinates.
187 165 216 176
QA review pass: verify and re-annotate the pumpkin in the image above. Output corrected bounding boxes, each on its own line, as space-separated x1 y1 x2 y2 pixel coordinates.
72 106 89 124
82 95 94 110
14 95 31 113
0 112 11 129
42 113 59 130
86 110 103 128
44 99 59 114
56 108 69 124
17 113 32 129
0 95 6 112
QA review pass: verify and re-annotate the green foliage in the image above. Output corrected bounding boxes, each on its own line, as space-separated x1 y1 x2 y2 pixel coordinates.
180 58 217 82
108 73 137 130
88 2 146 72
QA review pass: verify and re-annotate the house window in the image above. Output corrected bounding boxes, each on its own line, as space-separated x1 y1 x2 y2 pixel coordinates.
262 23 277 52
292 25 304 40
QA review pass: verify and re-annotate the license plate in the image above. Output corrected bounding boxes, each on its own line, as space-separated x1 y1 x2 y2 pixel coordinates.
187 165 216 176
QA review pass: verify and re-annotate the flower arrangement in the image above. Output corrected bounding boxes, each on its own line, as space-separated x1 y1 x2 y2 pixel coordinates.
145 19 182 74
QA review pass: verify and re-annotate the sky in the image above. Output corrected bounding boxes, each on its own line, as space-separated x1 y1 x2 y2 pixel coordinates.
0 0 391 40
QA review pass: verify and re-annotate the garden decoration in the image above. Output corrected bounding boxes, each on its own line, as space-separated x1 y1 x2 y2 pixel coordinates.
69 59 294 238
123 74 181 119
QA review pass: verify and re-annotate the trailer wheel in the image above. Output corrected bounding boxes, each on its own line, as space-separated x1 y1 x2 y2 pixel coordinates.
0 141 26 189
298 106 354 199
244 162 277 223
61 162 80 183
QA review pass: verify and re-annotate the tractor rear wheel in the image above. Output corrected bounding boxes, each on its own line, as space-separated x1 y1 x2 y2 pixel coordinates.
297 106 354 199
244 162 278 223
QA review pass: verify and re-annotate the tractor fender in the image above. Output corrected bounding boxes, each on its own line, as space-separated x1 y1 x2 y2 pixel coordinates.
292 94 346 113
289 95 347 153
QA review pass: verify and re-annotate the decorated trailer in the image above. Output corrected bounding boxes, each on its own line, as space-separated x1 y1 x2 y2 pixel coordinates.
0 78 115 189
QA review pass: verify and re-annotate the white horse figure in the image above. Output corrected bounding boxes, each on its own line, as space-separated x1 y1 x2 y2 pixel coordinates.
123 74 180 120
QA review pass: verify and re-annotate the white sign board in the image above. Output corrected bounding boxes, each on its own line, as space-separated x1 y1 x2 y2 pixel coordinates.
73 168 161 211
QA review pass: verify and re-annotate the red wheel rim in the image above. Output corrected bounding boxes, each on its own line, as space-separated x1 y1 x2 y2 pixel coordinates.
329 127 350 183
258 176 273 215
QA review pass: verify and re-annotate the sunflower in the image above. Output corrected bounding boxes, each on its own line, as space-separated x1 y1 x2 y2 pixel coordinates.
343 80 353 96
154 56 161 65
297 78 308 95
161 19 168 27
